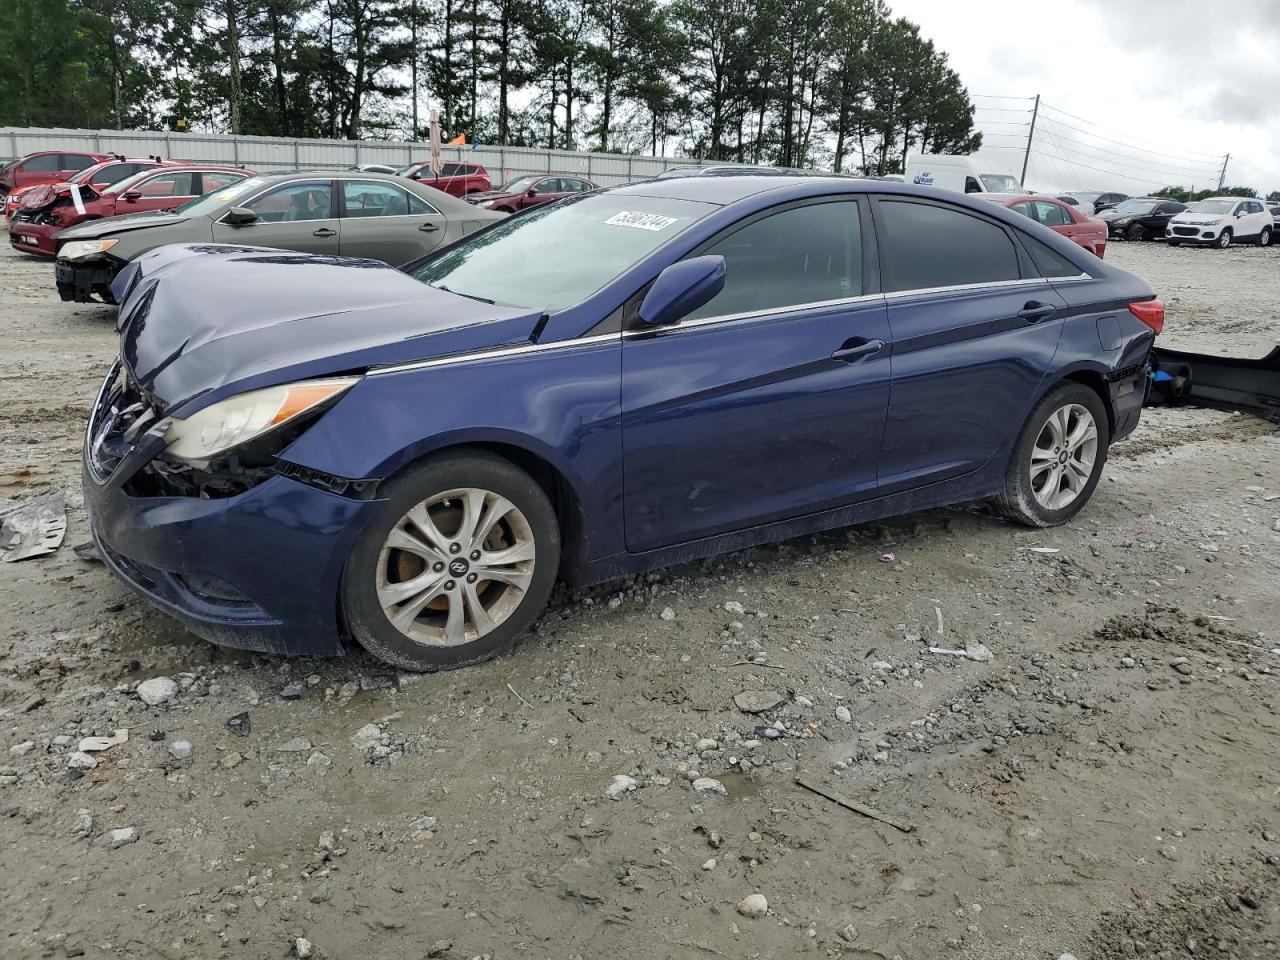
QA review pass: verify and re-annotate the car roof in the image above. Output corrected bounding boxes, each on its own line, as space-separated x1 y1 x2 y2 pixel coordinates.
616 174 855 204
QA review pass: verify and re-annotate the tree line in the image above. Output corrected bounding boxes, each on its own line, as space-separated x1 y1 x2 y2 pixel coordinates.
0 0 981 174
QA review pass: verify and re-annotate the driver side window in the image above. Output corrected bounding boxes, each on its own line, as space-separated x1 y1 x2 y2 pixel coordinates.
686 200 863 322
248 182 333 222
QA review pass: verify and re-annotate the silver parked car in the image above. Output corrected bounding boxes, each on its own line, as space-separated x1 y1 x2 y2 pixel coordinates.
53 171 502 303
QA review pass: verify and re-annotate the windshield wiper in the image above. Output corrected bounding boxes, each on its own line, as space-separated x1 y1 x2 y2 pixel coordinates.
436 284 495 305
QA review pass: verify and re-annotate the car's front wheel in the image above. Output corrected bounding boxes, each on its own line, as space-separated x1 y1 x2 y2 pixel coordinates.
998 382 1110 527
1217 228 1233 249
1258 227 1272 247
342 451 560 671
1127 223 1146 241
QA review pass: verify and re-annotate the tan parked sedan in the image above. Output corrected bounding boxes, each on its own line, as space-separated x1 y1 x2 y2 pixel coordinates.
53 171 502 303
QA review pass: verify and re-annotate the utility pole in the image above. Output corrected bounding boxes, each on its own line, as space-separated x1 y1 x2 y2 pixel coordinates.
410 0 420 139
1217 153 1230 191
1020 94 1040 187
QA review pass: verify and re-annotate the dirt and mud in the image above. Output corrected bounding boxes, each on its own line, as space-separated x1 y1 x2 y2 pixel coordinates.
1 236 1277 960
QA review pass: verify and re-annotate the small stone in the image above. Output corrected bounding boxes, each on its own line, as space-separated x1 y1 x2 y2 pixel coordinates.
97 827 137 849
8 741 35 757
794 695 813 709
839 923 858 943
733 690 786 714
835 705 852 723
660 606 676 621
701 858 717 871
736 893 768 919
963 643 994 663
1120 656 1136 668
351 724 382 750
692 777 727 795
275 737 313 753
293 937 314 959
1058 954 1078 960
280 685 303 700
306 751 332 769
695 738 719 752
168 740 192 760
605 774 638 799
226 712 250 737
724 601 747 615
221 751 243 769
426 940 453 958
78 729 128 752
136 676 178 706
67 751 98 770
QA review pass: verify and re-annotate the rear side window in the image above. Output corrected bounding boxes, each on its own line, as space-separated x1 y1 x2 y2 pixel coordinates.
198 171 245 192
877 199 1021 292
689 200 863 320
1034 201 1072 227
61 154 97 171
137 171 195 196
1020 234 1083 277
342 180 435 217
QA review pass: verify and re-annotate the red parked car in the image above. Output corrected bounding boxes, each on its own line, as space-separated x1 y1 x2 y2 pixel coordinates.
464 173 598 212
1 151 112 206
977 193 1107 258
5 156 173 221
8 165 253 257
396 160 491 197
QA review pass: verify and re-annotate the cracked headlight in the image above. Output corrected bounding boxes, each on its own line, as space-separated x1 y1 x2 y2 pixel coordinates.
164 377 358 463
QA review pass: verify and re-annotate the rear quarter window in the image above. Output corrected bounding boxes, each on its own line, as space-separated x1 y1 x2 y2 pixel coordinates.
877 199 1022 292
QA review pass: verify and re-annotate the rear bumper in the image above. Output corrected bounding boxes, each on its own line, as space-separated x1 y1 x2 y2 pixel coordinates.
56 255 123 303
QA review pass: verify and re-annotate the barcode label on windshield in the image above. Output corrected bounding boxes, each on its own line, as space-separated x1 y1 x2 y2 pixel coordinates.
604 211 679 231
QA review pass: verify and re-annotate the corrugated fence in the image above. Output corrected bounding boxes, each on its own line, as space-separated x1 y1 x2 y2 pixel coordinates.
0 127 732 185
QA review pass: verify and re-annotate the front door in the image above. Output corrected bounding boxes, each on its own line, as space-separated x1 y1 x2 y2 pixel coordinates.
121 170 198 214
211 179 341 255
338 179 446 264
621 198 891 553
870 196 1067 491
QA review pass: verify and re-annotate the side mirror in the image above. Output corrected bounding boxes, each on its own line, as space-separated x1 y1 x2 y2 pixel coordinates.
223 206 257 226
638 255 726 327
122 190 142 201
526 188 538 196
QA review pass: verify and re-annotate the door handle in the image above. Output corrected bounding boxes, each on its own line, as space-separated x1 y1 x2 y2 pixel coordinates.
1017 301 1056 324
312 227 336 238
831 337 885 362
418 223 440 232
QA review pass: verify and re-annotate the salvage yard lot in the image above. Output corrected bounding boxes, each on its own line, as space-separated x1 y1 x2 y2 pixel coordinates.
2 236 1279 959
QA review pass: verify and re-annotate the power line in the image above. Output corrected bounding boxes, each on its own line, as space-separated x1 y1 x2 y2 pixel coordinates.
1033 120 1223 180
1030 145 1190 189
1037 102 1223 161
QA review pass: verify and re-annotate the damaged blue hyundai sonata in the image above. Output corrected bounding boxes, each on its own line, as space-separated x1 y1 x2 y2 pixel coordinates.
85 176 1163 670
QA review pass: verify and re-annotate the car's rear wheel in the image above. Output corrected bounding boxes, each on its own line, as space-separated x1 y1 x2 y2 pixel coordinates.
1217 228 1232 249
998 382 1110 528
342 451 560 671
1126 223 1146 241
1258 227 1272 247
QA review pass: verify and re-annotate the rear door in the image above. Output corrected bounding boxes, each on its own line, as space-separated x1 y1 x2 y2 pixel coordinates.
621 197 892 552
14 153 60 188
211 179 341 254
121 170 198 213
338 178 445 264
871 195 1069 491
58 153 97 181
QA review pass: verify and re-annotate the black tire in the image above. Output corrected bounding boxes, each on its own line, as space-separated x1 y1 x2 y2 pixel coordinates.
998 382 1111 528
1126 223 1146 241
1216 228 1232 249
342 450 561 671
1258 227 1272 247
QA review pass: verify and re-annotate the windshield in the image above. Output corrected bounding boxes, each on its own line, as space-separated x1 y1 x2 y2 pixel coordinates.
500 175 540 193
980 174 1022 193
1189 199 1237 215
410 194 715 311
1113 200 1158 215
68 166 100 184
173 176 266 216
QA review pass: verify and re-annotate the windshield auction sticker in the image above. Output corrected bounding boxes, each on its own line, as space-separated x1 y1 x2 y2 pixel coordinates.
604 211 679 231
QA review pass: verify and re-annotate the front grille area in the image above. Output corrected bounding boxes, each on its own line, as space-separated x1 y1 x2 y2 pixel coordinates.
86 363 162 482
1171 226 1199 237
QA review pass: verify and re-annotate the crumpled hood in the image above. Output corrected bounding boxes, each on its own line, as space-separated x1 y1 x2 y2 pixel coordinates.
117 244 545 416
466 189 515 203
57 210 189 239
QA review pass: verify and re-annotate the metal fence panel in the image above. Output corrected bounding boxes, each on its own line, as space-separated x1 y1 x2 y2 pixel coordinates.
2 126 746 185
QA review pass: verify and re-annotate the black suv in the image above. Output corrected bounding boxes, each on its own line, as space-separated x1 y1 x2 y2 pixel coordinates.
1092 192 1130 214
1097 197 1187 241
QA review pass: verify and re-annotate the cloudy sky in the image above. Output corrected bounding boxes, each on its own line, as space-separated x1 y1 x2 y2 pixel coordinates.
891 0 1280 195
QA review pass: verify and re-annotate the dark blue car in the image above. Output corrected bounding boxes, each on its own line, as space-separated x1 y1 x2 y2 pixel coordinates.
85 176 1163 670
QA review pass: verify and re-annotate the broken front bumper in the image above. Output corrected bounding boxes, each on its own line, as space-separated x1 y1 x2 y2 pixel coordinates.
56 255 124 303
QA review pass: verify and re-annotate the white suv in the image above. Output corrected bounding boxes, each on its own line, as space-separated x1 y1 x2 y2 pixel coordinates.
1166 197 1273 248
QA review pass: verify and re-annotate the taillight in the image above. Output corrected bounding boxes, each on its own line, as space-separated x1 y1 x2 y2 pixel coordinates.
1129 298 1164 336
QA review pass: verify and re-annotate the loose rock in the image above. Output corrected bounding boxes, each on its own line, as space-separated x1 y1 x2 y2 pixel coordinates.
736 893 768 919
136 676 178 706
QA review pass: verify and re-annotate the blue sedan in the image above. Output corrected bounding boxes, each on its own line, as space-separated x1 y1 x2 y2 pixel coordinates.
85 175 1163 670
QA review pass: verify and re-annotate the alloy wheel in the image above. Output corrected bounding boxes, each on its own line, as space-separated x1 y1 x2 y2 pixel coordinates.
1217 229 1232 249
1029 403 1098 511
375 487 536 646
1260 228 1272 247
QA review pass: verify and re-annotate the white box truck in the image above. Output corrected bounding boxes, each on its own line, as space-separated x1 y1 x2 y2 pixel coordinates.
904 154 1024 195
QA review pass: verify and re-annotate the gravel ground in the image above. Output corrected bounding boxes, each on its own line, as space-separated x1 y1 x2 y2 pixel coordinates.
2 235 1279 960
